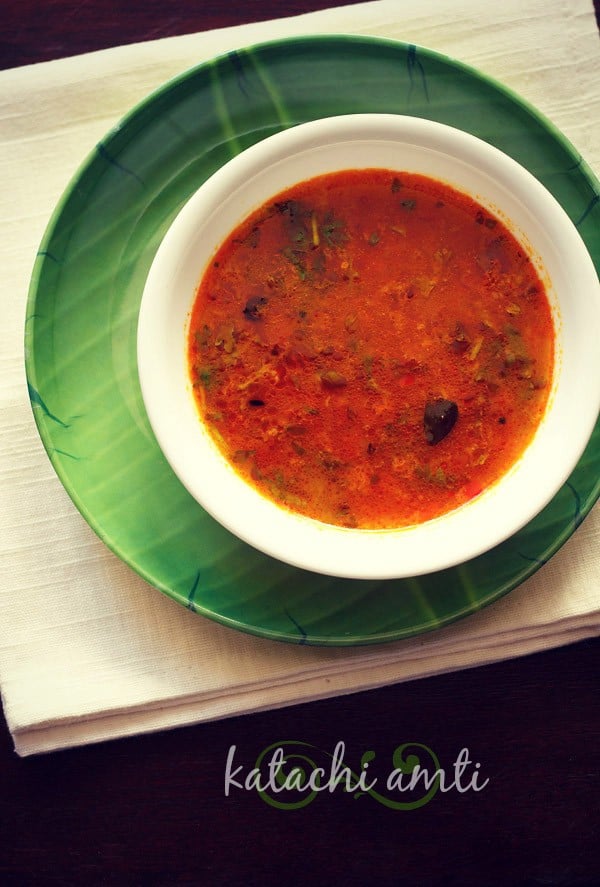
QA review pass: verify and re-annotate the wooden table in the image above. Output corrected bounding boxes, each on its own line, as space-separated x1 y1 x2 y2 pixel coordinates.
2 3 599 884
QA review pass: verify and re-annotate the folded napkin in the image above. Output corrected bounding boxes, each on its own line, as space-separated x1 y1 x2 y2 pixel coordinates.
1 0 599 756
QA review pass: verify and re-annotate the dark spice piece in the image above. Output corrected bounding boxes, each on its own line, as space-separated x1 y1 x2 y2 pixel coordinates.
243 295 268 321
275 199 301 221
424 398 459 445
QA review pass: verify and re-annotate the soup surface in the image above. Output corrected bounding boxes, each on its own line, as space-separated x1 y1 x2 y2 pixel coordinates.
187 169 555 528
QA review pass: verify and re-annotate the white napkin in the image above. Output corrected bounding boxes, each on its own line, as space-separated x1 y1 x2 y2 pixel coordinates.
1 0 599 756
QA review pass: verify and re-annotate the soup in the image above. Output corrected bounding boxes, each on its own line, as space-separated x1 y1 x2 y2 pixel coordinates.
187 169 555 529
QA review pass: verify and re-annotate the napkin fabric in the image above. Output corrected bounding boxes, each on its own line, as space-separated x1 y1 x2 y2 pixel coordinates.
1 0 599 756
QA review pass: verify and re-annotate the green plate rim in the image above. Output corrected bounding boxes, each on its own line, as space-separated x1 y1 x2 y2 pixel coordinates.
24 34 600 646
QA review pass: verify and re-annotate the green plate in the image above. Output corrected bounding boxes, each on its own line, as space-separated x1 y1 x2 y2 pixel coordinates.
25 35 600 646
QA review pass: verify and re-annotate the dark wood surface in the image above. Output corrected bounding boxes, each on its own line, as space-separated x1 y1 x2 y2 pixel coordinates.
2 3 599 885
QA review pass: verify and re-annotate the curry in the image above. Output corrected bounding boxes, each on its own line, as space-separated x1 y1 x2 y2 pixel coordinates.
187 169 555 528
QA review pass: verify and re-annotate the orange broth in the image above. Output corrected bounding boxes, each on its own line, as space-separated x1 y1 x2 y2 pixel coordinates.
187 169 555 529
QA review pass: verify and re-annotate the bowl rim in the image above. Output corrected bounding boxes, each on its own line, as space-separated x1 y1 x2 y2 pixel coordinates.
137 113 600 579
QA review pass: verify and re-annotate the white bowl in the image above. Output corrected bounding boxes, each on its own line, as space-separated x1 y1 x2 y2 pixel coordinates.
137 114 600 579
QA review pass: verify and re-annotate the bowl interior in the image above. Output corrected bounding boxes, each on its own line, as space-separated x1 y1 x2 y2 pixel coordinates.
137 114 600 579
